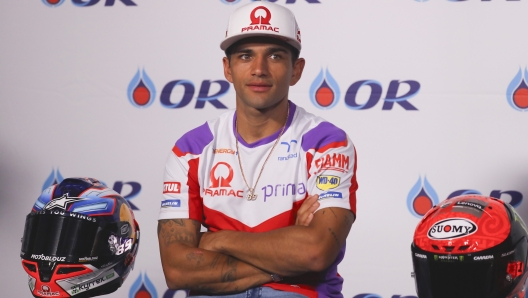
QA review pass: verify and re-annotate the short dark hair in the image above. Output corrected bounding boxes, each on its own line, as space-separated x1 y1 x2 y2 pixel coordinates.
225 37 300 65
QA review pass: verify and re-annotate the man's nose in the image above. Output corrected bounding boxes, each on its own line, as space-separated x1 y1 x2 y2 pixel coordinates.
251 55 268 77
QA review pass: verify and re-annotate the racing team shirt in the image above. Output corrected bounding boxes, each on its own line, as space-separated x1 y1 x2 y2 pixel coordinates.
159 101 358 298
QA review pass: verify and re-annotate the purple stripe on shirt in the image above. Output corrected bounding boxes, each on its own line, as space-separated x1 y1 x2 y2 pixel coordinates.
301 122 347 152
232 101 297 148
316 243 346 298
174 122 213 154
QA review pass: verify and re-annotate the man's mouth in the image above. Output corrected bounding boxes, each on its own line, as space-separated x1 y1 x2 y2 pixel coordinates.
247 83 272 92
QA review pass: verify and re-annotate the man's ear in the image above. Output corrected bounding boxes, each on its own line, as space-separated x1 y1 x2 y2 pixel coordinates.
223 57 233 83
290 58 305 86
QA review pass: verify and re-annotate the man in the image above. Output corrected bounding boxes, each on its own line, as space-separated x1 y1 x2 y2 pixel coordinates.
158 1 357 297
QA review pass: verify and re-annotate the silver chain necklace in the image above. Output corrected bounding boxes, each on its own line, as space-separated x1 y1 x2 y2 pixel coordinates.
235 104 289 201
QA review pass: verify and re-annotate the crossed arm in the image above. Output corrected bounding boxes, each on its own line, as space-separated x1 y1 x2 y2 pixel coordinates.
158 195 355 293
158 218 271 293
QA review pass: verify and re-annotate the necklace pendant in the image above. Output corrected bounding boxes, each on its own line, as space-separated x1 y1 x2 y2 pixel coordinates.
246 188 257 201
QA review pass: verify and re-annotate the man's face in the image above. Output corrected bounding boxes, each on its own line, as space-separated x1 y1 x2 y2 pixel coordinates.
223 39 305 111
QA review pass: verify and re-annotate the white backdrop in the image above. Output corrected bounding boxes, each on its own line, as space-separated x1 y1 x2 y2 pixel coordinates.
1 0 528 297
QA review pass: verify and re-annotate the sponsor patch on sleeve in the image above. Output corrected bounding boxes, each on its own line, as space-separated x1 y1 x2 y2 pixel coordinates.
318 191 343 200
161 199 181 208
316 175 341 191
163 182 181 194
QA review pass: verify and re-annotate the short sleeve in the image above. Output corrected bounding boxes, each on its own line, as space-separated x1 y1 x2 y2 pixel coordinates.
158 122 213 222
302 122 357 217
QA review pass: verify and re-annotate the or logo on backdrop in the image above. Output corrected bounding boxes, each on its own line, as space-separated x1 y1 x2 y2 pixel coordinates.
220 0 321 4
310 69 421 110
42 168 142 210
353 294 417 298
42 168 65 191
447 189 523 208
507 68 528 112
310 69 341 110
220 0 241 4
128 69 156 108
407 175 525 217
127 69 231 109
407 176 440 218
42 0 136 7
129 272 157 298
41 0 66 7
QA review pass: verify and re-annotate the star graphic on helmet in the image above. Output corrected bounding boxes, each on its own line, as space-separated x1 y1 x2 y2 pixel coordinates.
44 193 86 210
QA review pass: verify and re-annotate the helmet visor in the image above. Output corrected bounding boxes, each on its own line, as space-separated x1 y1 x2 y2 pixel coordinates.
21 210 115 263
413 255 495 298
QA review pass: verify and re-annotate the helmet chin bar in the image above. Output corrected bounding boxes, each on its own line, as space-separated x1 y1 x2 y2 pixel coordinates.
38 261 56 282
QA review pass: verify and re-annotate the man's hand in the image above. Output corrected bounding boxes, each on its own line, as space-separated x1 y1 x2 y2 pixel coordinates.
200 195 321 253
295 194 319 226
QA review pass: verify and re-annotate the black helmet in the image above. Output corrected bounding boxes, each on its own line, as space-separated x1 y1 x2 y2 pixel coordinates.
20 177 140 297
411 195 528 298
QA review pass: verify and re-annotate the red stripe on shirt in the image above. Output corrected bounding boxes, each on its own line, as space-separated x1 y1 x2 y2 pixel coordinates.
348 147 358 216
316 140 348 153
187 158 204 222
203 198 306 232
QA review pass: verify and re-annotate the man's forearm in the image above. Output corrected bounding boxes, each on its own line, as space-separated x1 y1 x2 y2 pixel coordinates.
162 245 272 293
199 208 354 276
158 219 272 293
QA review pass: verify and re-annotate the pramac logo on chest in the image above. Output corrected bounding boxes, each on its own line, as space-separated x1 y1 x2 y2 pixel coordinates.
427 218 477 240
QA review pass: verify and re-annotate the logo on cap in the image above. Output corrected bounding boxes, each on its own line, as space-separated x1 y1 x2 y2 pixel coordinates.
241 6 279 33
250 6 272 25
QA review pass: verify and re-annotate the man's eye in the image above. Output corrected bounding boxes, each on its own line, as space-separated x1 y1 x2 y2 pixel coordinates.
240 54 250 60
270 54 281 59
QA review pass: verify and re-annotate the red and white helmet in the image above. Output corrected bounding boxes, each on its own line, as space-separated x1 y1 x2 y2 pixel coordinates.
411 195 528 298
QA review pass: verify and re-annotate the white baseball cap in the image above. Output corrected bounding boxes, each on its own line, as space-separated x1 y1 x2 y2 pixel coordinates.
220 1 302 52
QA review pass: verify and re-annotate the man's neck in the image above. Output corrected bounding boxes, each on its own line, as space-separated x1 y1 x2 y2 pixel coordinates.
235 100 289 144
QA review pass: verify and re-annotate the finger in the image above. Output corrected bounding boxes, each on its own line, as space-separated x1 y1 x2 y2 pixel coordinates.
306 200 320 214
296 196 319 226
298 194 318 213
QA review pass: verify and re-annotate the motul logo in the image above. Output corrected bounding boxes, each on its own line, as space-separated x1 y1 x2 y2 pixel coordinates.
163 182 181 194
427 218 477 240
